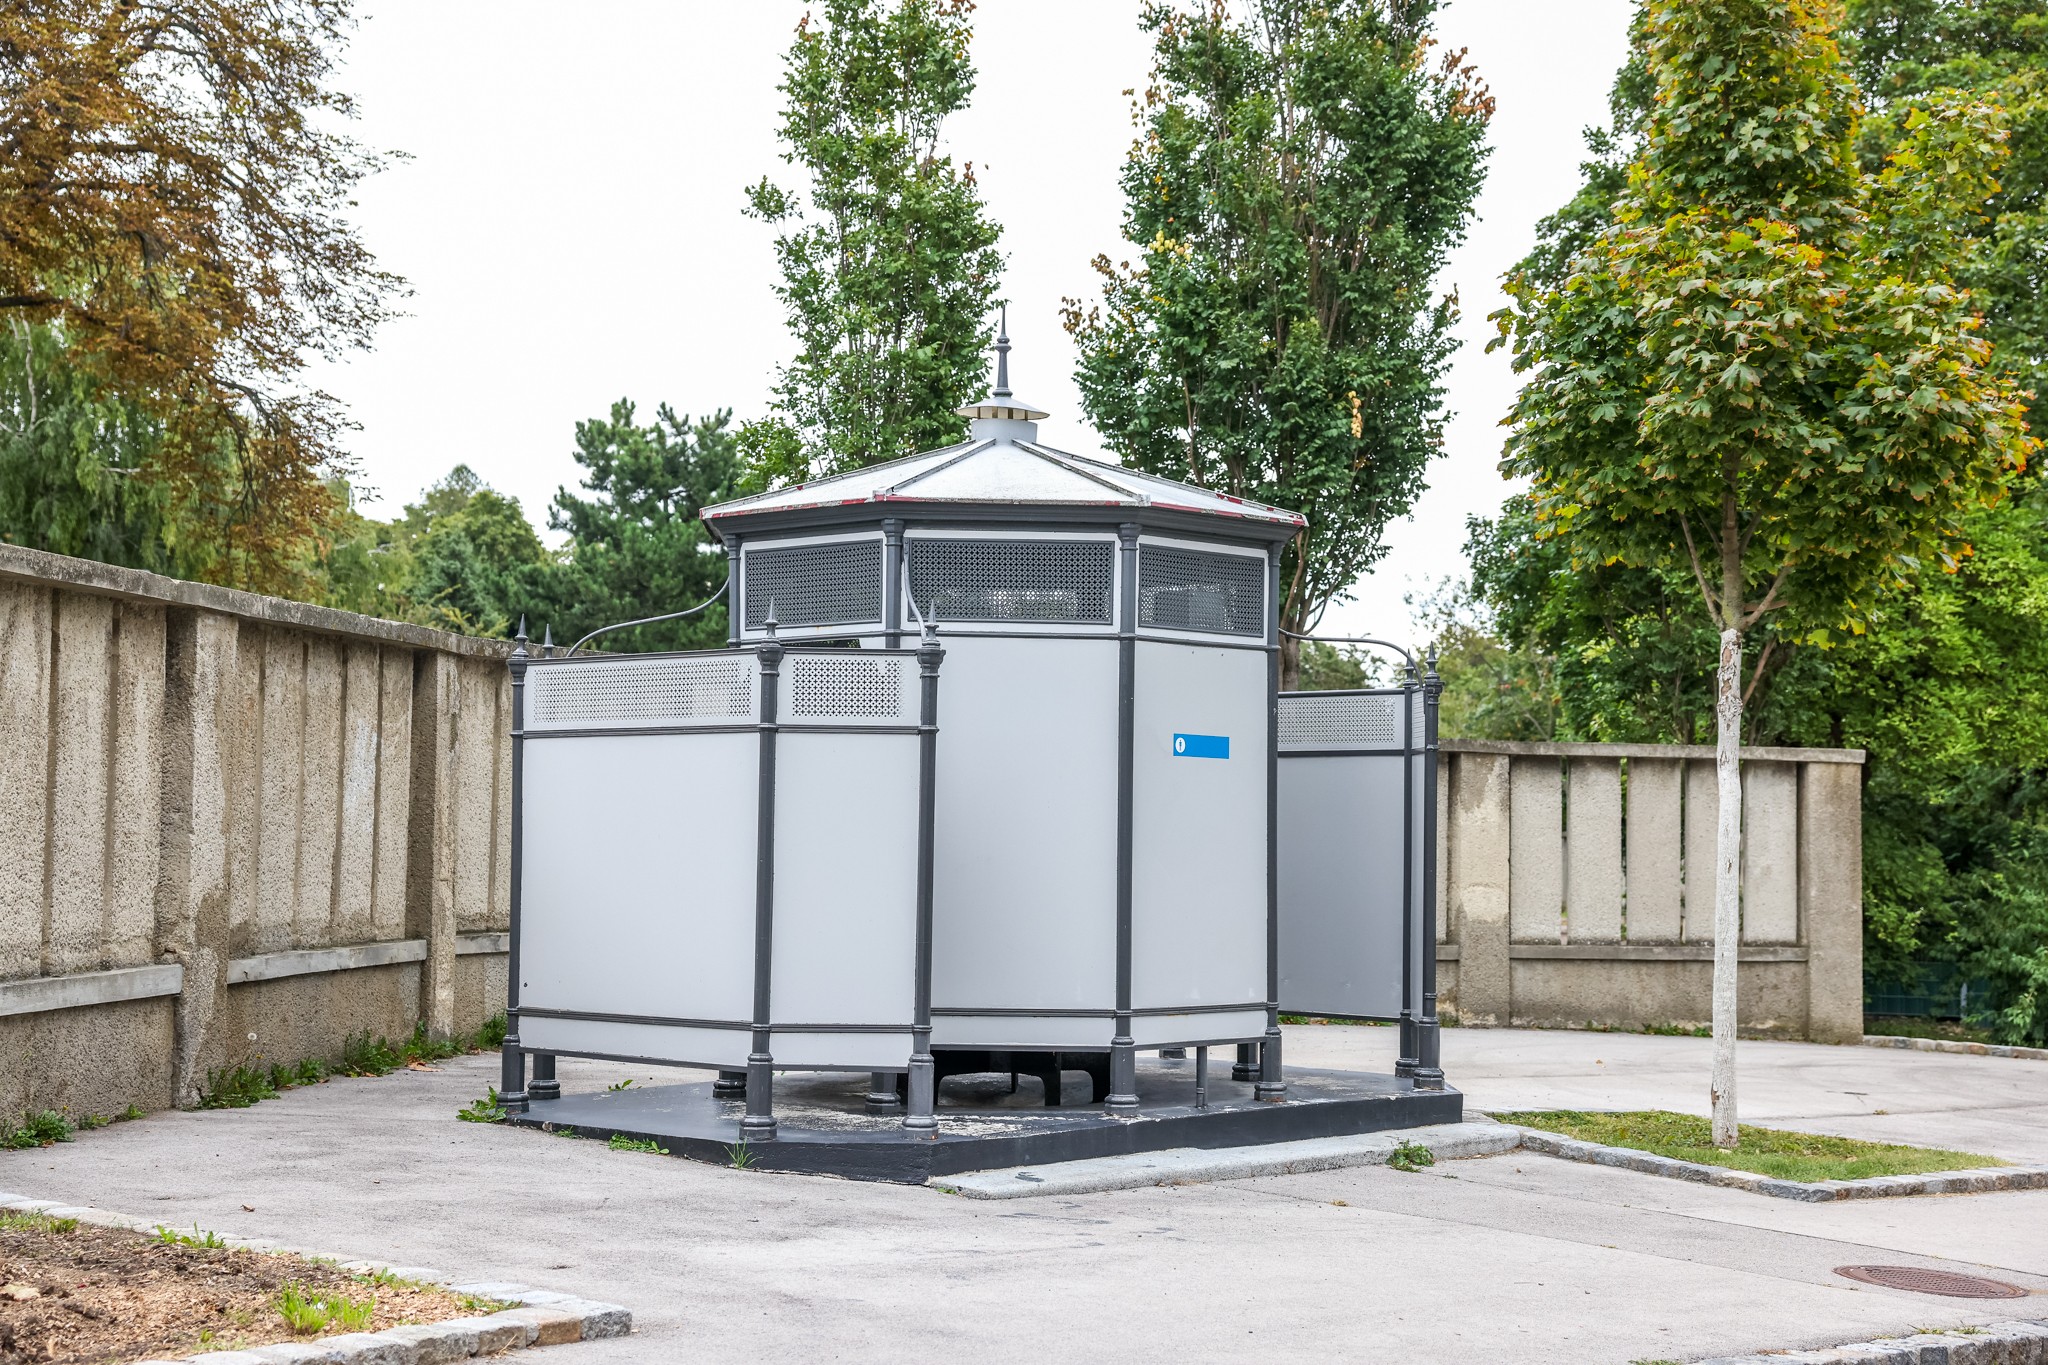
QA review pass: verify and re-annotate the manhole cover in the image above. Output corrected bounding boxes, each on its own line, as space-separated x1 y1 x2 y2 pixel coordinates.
1834 1265 2028 1299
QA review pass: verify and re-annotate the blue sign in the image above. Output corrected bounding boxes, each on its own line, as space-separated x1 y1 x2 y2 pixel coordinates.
1172 733 1230 760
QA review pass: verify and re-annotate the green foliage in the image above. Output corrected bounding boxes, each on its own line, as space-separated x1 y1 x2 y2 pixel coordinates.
1387 1140 1436 1173
744 0 1002 481
1294 641 1376 692
0 1211 79 1234
725 1140 760 1170
200 1065 280 1109
338 1030 404 1077
1066 1 1491 683
1494 1109 1998 1179
474 1012 507 1049
1413 580 1560 742
457 1088 507 1125
539 403 743 652
608 1133 668 1154
1 1110 75 1149
154 1223 227 1249
275 1281 374 1335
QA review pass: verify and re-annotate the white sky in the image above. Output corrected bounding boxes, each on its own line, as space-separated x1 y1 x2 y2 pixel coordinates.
306 0 1634 642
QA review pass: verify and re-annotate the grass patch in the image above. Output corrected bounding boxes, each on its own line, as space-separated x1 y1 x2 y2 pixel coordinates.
1 1110 75 1149
0 1211 79 1234
456 1088 506 1124
275 1281 375 1335
153 1223 227 1249
1864 1015 1996 1044
608 1134 667 1154
1388 1140 1435 1173
202 1014 514 1113
1495 1109 2004 1182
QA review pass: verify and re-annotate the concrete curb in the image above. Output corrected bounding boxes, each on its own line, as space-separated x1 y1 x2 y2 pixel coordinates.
1509 1129 2048 1202
929 1120 1519 1199
1865 1034 2048 1063
0 1191 630 1363
1693 1318 2048 1363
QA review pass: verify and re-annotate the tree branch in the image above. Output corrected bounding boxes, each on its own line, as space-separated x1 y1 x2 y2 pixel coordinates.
1679 514 1723 627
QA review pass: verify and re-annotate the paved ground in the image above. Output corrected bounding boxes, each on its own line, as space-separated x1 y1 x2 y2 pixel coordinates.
9 1027 2046 1364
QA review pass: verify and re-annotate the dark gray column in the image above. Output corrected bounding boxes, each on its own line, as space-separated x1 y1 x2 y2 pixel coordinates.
904 632 945 1136
714 1071 747 1098
1413 653 1446 1090
1232 1043 1258 1082
1396 662 1420 1079
499 623 531 1112
870 519 910 1114
1106 523 1141 1114
1257 548 1286 1101
526 629 560 1103
743 637 783 1141
726 538 742 647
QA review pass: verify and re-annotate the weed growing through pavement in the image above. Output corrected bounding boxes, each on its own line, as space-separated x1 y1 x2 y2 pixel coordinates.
202 1015 513 1111
1388 1140 1436 1173
605 1078 636 1092
275 1281 374 1335
1 1111 75 1149
154 1223 227 1249
608 1134 668 1154
0 1211 78 1234
726 1141 760 1170
456 1088 507 1124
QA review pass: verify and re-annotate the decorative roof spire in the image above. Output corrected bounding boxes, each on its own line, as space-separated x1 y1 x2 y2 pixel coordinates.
992 305 1012 399
956 304 1049 423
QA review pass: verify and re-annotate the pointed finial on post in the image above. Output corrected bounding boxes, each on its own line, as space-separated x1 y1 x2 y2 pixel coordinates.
541 624 554 659
992 305 1011 399
764 601 779 637
513 616 529 658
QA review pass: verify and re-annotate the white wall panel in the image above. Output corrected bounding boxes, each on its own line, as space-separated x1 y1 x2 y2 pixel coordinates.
1129 1010 1268 1048
1131 642 1268 1012
1278 753 1407 1019
521 1015 748 1070
520 732 757 1024
930 1014 1112 1050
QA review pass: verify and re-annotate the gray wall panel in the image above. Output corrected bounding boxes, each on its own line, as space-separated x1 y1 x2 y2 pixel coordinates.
1130 642 1268 1011
521 1016 749 1069
930 1014 1111 1049
1129 1009 1267 1048
1277 753 1405 1018
520 733 757 1024
929 637 1120 1012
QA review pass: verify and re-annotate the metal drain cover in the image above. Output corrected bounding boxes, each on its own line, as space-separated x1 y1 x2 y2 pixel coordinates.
1835 1265 2028 1299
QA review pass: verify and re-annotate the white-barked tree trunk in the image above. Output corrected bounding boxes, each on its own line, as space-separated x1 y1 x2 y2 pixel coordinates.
1711 626 1743 1148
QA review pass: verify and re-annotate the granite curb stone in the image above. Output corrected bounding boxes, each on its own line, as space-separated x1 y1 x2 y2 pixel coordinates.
1508 1127 2048 1201
1693 1318 2048 1363
0 1189 630 1362
1864 1034 2048 1063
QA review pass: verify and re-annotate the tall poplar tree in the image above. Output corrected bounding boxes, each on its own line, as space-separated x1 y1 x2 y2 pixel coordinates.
1063 0 1491 687
743 0 1004 483
1493 0 2033 1143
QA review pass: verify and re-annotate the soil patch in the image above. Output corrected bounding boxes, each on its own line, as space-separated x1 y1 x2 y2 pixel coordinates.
0 1212 496 1364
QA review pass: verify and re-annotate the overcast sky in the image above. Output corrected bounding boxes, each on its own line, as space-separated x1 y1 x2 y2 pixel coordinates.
305 0 1634 641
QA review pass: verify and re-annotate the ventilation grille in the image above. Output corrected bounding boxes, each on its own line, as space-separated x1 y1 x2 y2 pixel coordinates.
1278 692 1405 751
1139 545 1265 636
787 653 907 720
909 538 1113 624
744 540 882 629
528 655 756 730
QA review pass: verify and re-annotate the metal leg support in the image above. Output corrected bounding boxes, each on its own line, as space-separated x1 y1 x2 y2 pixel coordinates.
1231 1041 1258 1082
1194 1046 1209 1110
1255 1026 1286 1102
1396 1015 1419 1079
527 1052 559 1103
713 1070 747 1099
867 1071 905 1114
741 1045 776 1141
1105 1031 1139 1115
499 1025 528 1114
903 1030 937 1138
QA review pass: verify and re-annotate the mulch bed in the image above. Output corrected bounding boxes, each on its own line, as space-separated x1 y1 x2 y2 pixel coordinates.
0 1216 485 1364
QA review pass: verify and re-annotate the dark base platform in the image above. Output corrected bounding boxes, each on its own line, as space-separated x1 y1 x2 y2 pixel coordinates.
505 1059 1461 1183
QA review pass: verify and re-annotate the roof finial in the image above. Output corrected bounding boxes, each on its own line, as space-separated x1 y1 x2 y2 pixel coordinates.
992 306 1012 399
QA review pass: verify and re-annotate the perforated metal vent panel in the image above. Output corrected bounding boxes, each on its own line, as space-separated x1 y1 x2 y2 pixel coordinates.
787 653 908 721
527 655 757 731
1139 545 1265 636
908 538 1113 623
1278 692 1406 751
744 539 882 628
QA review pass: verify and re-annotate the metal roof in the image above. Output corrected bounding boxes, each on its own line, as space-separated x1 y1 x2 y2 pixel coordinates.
700 431 1306 530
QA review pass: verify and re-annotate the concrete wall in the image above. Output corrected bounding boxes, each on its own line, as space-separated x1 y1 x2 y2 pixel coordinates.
1435 740 1865 1042
0 546 513 1121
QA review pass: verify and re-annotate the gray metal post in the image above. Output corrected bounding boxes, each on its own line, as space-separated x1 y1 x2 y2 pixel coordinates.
1232 1042 1257 1082
1194 1046 1209 1110
743 634 783 1141
1106 523 1141 1114
1257 547 1286 1101
904 631 945 1136
526 626 560 1103
726 538 742 647
870 518 911 1115
1413 653 1446 1090
499 621 531 1113
714 1071 746 1098
1396 661 1420 1079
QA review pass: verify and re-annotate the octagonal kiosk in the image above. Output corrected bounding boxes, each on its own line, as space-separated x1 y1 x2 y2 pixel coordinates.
702 352 1303 1111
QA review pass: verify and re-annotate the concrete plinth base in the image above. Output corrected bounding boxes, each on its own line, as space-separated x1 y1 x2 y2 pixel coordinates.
504 1061 1461 1184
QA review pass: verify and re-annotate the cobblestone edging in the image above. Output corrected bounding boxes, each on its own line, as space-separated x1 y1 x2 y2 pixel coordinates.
0 1191 630 1364
1695 1318 2048 1363
1865 1034 2048 1063
1510 1129 2048 1202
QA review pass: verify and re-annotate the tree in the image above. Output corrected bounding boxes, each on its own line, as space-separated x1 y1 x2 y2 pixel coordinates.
323 466 548 637
743 0 1003 483
1063 0 1491 688
1493 0 2034 1143
0 0 403 593
539 402 744 653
